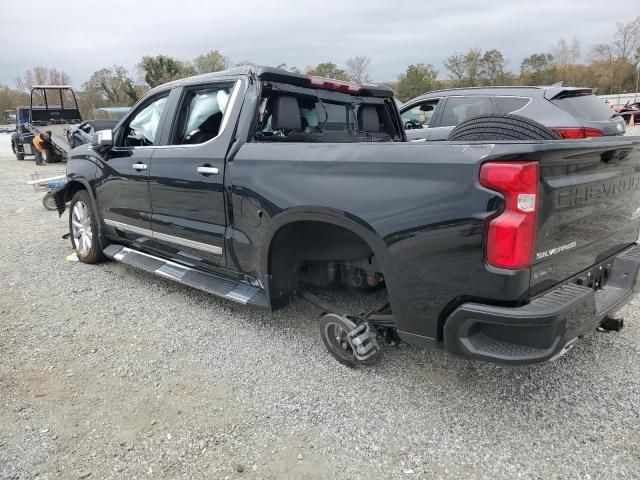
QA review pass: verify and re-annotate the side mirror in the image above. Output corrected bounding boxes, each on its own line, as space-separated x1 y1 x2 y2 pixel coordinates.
92 129 113 148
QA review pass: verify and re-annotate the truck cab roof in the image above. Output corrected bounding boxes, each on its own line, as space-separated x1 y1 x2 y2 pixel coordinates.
147 65 395 99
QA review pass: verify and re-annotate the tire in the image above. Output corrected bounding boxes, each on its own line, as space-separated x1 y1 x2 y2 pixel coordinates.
319 314 382 368
447 113 562 141
68 190 105 264
16 147 24 161
42 192 57 211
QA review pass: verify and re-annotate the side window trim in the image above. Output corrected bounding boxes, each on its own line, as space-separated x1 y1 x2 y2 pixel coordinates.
427 98 444 128
154 87 184 146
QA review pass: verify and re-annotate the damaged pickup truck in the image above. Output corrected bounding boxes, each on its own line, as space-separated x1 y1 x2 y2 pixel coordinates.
56 65 640 367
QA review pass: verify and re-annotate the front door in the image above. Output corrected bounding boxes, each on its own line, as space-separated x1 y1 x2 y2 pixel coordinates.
148 80 241 268
401 98 441 141
98 93 170 243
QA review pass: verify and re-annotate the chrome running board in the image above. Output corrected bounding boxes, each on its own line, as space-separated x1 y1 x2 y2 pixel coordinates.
103 244 269 309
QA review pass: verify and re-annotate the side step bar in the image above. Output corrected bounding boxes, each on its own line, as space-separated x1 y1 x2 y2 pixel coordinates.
103 244 269 309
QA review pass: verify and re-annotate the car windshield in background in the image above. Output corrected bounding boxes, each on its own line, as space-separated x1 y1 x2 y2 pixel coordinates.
551 93 615 121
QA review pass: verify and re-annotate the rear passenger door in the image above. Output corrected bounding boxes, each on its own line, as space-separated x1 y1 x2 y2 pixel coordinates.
430 96 498 140
148 79 242 268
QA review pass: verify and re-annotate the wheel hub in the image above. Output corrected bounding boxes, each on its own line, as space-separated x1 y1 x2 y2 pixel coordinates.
71 201 93 256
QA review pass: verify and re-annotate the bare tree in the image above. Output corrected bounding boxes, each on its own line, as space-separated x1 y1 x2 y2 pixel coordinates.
15 67 71 92
589 43 615 94
550 38 580 84
346 56 372 83
443 53 466 85
613 16 640 61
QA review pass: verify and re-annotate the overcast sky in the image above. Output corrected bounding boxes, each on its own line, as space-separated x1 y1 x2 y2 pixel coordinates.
0 0 635 88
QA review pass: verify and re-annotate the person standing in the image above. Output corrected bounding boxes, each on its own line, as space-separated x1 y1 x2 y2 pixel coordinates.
32 130 51 166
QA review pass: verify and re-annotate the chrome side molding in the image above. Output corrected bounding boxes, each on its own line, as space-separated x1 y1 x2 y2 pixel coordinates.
104 219 223 255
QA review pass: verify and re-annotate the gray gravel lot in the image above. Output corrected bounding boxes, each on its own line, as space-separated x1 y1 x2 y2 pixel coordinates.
0 133 639 480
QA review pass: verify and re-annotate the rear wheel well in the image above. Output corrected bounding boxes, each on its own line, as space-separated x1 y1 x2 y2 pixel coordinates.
267 221 384 302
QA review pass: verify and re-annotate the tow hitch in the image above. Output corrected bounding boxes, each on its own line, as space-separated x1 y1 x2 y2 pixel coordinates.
598 315 624 332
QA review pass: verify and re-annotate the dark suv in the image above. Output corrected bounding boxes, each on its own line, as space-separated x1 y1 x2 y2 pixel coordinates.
400 86 626 141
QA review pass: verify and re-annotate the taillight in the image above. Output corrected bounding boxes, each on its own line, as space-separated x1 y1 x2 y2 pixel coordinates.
308 76 362 94
553 127 603 139
479 162 539 270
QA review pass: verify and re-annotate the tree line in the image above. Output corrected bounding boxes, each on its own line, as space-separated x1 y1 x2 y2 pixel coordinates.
1 16 639 119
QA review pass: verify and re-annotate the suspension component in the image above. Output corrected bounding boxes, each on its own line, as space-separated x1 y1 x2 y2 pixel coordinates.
319 313 382 367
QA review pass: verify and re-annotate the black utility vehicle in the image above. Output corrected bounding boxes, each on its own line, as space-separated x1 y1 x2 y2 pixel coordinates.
10 106 34 160
401 85 627 141
56 66 640 367
11 86 82 162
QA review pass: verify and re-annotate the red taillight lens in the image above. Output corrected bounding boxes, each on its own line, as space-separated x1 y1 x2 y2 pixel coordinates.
553 127 603 139
479 162 539 270
308 75 362 94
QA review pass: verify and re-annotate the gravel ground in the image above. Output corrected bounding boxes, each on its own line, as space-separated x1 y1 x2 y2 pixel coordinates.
1 134 639 480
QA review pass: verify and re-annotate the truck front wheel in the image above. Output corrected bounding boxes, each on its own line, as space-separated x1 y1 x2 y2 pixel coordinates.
69 190 105 263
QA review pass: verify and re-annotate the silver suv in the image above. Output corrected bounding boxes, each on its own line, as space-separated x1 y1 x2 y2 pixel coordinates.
400 85 626 141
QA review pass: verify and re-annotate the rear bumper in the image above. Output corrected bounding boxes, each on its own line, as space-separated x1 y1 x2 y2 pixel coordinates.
442 244 640 364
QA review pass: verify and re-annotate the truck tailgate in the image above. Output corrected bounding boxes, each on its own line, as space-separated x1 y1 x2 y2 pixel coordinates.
532 138 640 293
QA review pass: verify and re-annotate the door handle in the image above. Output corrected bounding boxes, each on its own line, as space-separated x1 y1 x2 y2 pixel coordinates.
197 166 219 175
132 163 148 171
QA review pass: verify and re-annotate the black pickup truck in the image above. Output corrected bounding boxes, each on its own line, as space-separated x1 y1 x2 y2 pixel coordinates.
56 65 640 367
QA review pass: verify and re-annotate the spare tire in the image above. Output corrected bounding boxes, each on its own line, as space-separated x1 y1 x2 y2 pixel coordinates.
447 113 561 141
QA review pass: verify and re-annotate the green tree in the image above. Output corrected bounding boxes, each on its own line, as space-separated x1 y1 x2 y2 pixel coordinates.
83 66 139 106
396 63 439 102
138 55 190 88
444 48 483 86
520 53 556 84
481 49 509 85
308 62 349 81
193 50 230 74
